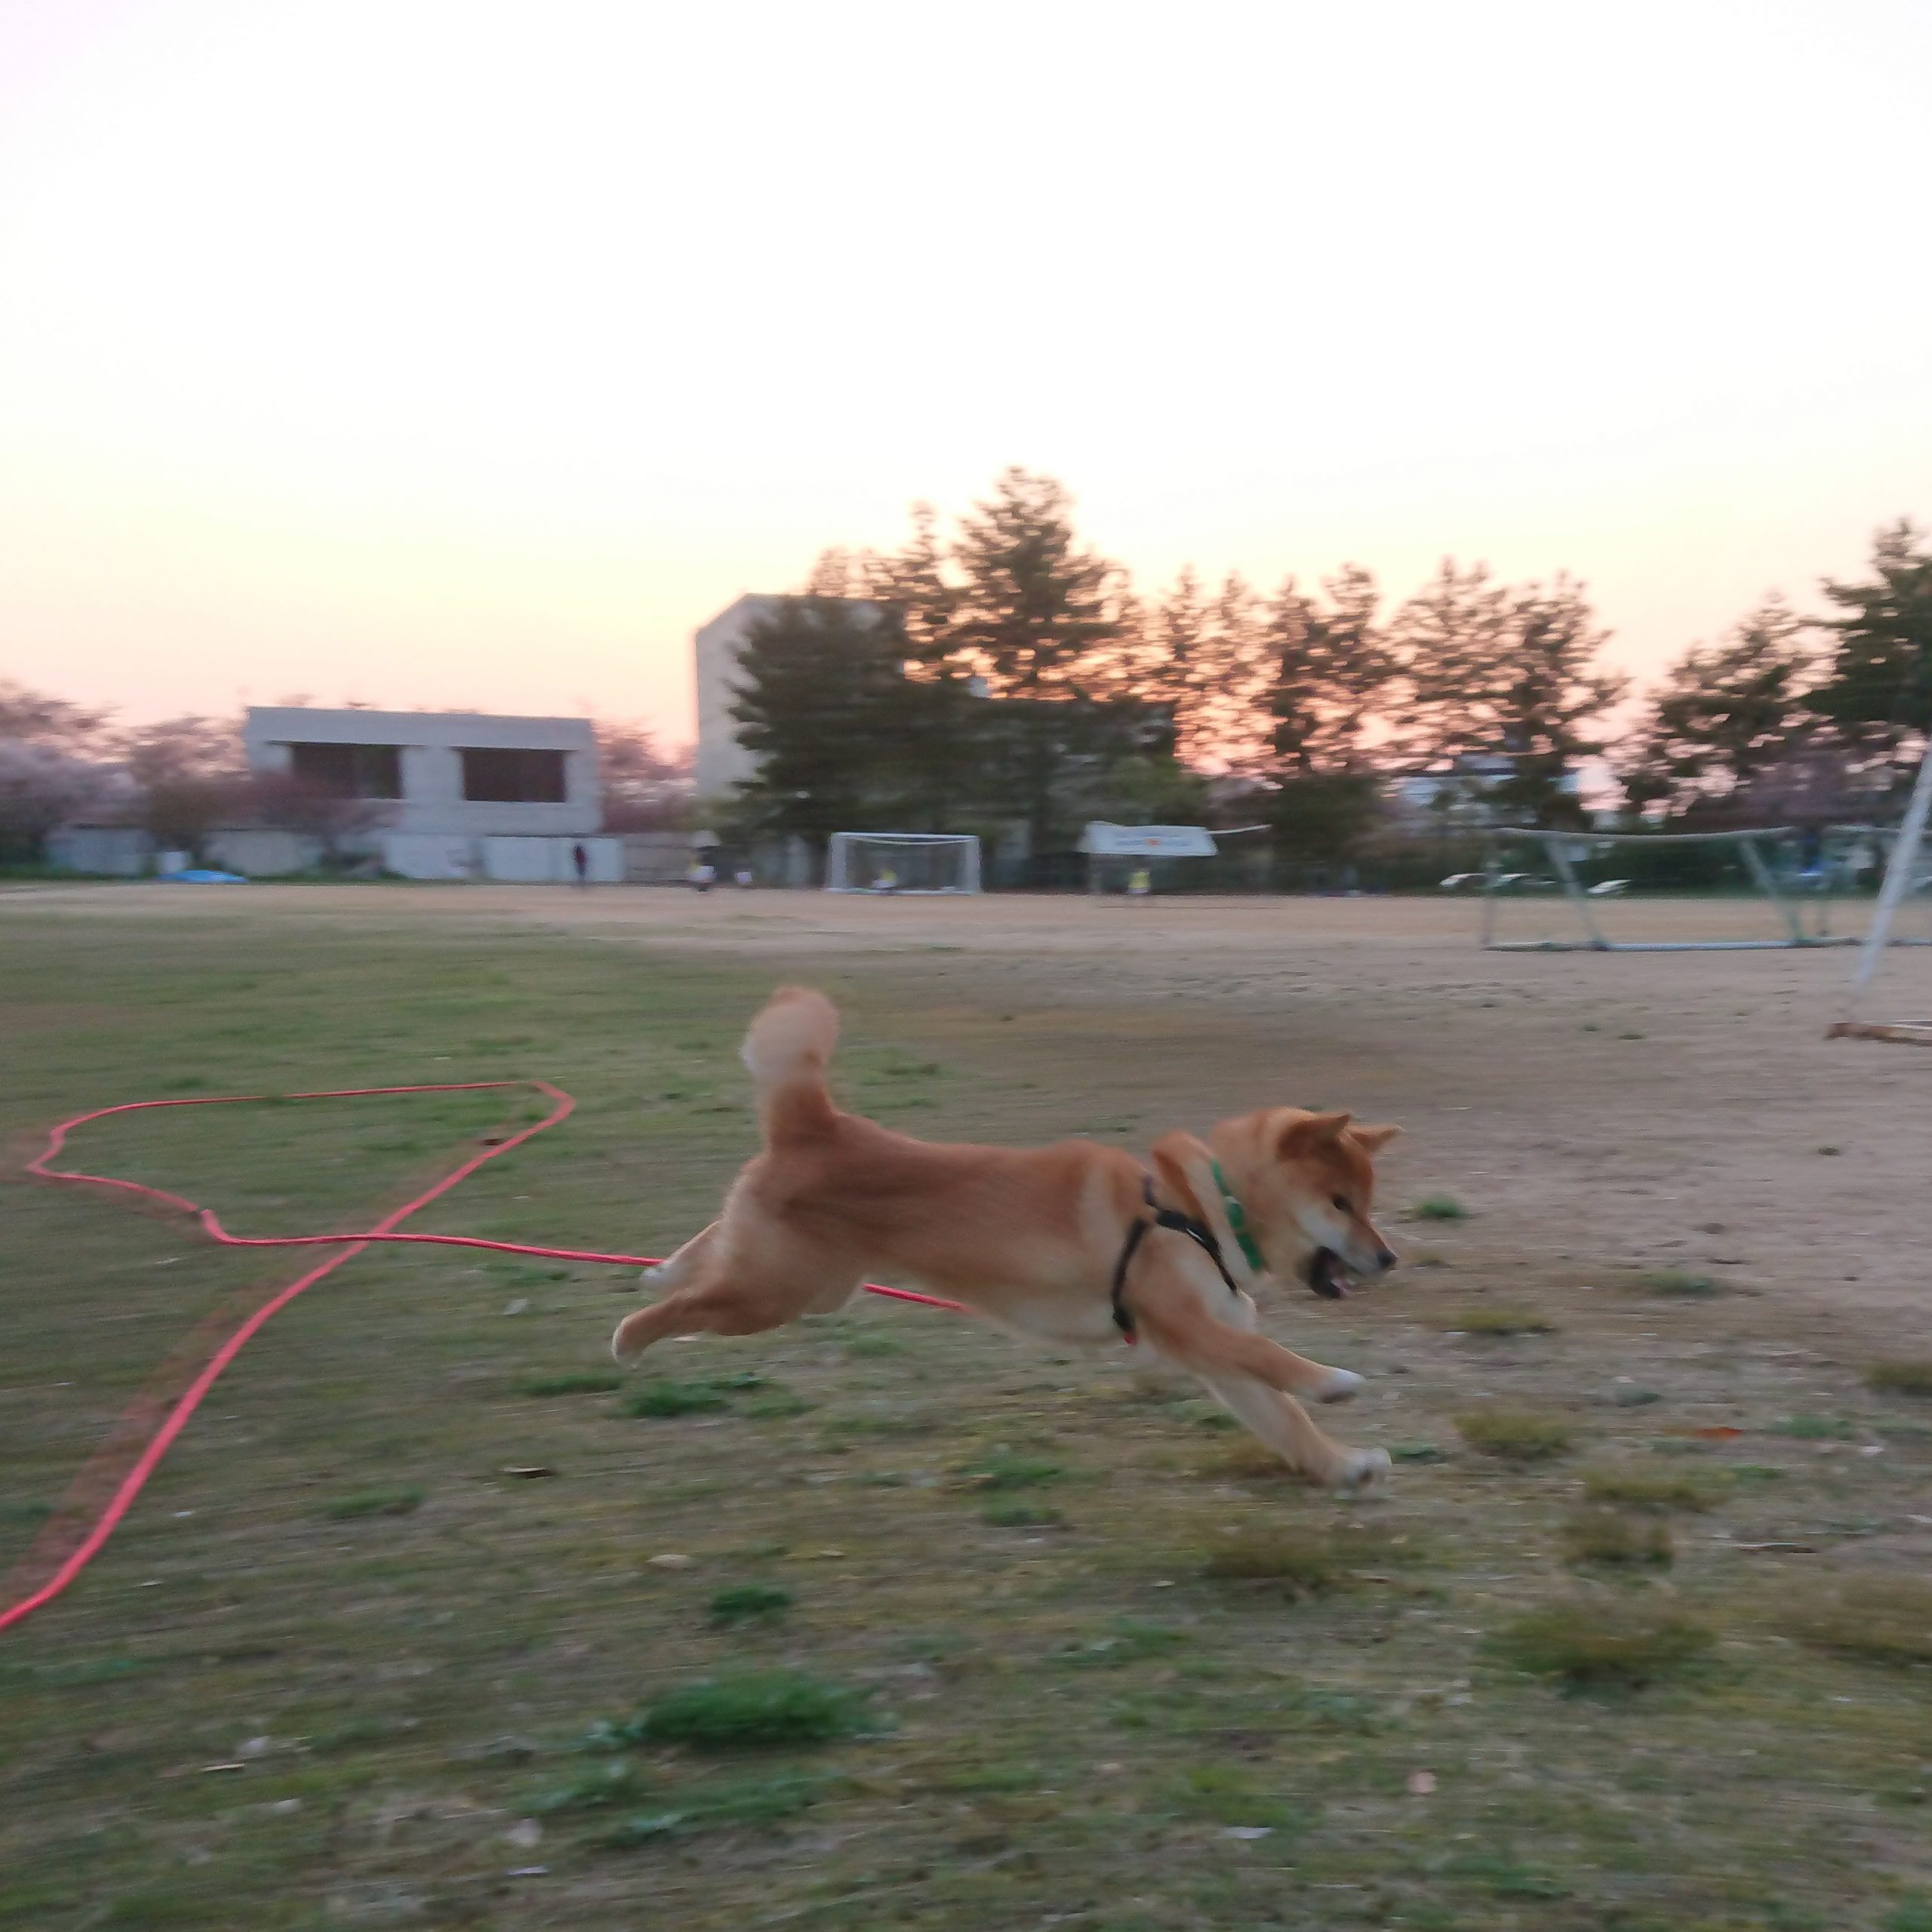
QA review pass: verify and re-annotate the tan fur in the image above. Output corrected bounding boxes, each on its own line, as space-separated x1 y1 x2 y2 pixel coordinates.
614 987 1403 1488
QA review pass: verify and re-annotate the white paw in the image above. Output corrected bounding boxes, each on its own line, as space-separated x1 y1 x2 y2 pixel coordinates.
611 1321 639 1366
1335 1446 1392 1491
1314 1367 1364 1404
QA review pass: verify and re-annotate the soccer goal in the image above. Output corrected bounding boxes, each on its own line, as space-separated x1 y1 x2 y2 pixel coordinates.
824 832 982 895
1478 825 1867 952
1829 747 1932 1044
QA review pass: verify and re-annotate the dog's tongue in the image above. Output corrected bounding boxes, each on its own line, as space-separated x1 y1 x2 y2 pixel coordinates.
1310 1249 1354 1299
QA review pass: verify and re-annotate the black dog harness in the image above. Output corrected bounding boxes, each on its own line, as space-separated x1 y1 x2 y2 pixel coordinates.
1109 1174 1244 1343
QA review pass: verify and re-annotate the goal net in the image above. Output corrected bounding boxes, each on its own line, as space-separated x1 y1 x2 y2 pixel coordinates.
1474 825 1916 952
825 832 982 895
1830 748 1932 1044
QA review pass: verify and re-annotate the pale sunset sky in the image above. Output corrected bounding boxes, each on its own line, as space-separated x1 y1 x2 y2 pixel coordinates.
2 0 1927 746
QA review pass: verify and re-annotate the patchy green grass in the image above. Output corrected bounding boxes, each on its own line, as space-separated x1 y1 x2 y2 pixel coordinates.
622 1378 731 1417
623 1672 870 1749
1441 1305 1555 1336
1414 1195 1469 1220
1581 1463 1721 1512
1493 1602 1716 1687
708 1583 794 1625
520 1369 624 1397
1201 1527 1344 1595
1770 1414 1856 1439
961 1450 1063 1489
1790 1579 1932 1668
321 1486 424 1519
1560 1507 1673 1567
4 899 1930 1931
1637 1269 1721 1297
1455 1404 1574 1461
983 1499 1063 1527
1867 1358 1932 1398
621 1371 766 1417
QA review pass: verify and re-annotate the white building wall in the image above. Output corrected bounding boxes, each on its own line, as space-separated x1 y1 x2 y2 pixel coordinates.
245 706 600 839
205 827 322 875
693 595 780 800
46 826 153 875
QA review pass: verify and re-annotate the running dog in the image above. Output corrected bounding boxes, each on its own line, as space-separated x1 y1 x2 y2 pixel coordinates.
614 988 1401 1487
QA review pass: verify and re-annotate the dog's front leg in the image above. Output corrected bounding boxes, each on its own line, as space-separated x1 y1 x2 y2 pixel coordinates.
1187 1368 1389 1490
1131 1270 1388 1489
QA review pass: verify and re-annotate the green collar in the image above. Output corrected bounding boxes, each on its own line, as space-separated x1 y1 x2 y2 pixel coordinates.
1210 1159 1266 1273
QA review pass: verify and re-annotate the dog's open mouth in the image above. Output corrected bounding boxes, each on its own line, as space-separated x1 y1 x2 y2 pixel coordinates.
1304 1248 1355 1299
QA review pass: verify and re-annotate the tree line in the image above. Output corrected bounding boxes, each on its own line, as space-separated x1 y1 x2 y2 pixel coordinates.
728 469 1932 866
4 475 1926 873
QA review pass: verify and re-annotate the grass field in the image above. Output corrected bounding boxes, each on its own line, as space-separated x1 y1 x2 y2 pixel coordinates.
4 885 1931 1931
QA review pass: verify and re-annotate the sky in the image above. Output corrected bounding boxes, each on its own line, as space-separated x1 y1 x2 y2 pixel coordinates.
1 0 1928 746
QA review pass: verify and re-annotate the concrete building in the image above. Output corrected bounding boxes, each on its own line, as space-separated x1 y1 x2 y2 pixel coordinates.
243 706 617 881
693 594 881 800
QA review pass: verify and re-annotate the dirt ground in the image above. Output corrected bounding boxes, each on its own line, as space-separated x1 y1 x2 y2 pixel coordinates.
35 881 1932 1325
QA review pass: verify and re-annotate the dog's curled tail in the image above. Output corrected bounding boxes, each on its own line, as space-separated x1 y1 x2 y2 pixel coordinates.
743 986 840 1143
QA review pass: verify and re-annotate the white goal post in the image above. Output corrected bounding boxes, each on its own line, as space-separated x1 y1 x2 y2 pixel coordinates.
1829 746 1932 1044
824 832 982 894
1476 824 1926 952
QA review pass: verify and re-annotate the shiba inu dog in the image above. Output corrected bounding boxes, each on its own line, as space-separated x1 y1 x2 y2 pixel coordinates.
615 988 1401 1487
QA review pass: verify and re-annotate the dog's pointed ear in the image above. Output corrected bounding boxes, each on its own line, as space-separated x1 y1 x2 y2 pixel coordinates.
1279 1110 1352 1154
1348 1122 1402 1154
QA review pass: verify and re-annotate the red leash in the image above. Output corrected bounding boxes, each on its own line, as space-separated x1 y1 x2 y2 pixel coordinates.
5 1081 963 1634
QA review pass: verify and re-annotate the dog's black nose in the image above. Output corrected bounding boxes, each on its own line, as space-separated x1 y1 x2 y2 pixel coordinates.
1376 1248 1397 1271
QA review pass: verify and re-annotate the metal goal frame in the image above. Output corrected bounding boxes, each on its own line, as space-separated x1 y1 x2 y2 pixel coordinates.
824 832 983 895
1480 825 1857 953
1828 748 1932 1044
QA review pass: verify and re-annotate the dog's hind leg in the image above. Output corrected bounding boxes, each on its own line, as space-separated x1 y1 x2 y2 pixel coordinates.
611 1238 860 1366
640 1221 719 1294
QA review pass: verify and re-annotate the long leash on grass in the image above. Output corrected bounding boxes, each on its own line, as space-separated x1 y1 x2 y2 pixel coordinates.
4 1080 964 1635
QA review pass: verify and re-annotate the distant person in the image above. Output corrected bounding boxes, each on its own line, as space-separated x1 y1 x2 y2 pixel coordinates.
571 841 589 888
874 866 900 894
1128 866 1152 900
735 868 754 889
688 860 715 893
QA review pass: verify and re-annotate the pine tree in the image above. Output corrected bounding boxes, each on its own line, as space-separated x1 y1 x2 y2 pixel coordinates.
1201 574 1274 777
1389 561 1623 826
1618 595 1821 818
1144 565 1213 758
948 468 1137 854
951 468 1128 694
727 598 916 854
1488 576 1628 826
1386 559 1513 768
1810 518 1932 793
858 503 961 671
1262 567 1392 860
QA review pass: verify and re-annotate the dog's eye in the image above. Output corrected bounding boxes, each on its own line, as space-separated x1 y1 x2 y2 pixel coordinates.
1331 1193 1352 1214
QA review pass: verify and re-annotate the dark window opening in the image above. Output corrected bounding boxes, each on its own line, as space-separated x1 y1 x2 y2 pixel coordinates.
288 742 403 799
460 747 568 803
